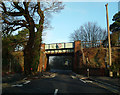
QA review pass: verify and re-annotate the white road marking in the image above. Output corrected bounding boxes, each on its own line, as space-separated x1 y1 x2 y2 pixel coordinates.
11 80 30 87
23 81 30 84
79 79 86 83
79 79 93 83
23 77 27 80
71 76 76 79
85 80 93 83
11 84 23 87
81 77 88 79
51 73 56 78
54 89 58 95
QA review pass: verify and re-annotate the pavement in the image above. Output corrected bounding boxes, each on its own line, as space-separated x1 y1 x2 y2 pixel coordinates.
90 76 120 87
2 72 56 88
2 73 25 84
74 74 120 94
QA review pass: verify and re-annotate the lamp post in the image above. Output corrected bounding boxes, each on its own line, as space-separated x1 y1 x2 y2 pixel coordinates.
105 3 112 77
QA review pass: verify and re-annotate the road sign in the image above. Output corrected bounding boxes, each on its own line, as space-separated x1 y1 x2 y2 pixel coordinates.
56 43 63 49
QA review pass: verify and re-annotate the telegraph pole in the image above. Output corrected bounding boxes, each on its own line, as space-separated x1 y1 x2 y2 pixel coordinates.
105 3 112 77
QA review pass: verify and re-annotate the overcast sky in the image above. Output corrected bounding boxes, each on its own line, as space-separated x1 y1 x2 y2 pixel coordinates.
43 2 118 44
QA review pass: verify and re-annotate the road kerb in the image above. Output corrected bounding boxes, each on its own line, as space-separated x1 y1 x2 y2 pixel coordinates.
89 78 120 89
75 74 120 94
91 81 120 94
88 78 120 94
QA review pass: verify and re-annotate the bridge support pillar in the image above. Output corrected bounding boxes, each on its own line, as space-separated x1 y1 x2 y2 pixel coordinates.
74 40 81 72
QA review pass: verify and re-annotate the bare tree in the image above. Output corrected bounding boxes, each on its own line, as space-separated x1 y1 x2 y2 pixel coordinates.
70 22 107 43
0 1 64 75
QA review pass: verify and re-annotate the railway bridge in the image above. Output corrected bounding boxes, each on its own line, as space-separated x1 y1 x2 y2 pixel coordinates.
37 40 104 72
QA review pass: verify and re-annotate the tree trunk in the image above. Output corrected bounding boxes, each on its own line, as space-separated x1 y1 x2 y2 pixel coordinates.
23 12 44 75
32 22 44 73
24 23 35 75
31 8 44 73
24 46 32 75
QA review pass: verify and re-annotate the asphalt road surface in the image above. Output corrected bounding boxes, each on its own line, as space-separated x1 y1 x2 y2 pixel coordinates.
2 70 117 95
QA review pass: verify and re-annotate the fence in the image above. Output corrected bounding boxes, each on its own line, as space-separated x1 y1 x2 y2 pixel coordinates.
81 40 103 48
81 40 120 48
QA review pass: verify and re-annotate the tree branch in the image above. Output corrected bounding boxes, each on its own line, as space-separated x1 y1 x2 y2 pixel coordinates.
13 2 24 12
37 2 44 25
7 12 23 16
3 18 29 29
1 2 23 16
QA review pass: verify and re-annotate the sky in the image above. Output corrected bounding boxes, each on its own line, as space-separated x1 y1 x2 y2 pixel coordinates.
43 2 118 44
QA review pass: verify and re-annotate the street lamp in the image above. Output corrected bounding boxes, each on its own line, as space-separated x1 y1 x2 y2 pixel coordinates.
105 3 113 77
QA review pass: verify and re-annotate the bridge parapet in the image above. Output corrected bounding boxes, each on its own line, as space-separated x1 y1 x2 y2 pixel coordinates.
45 42 74 50
45 42 74 54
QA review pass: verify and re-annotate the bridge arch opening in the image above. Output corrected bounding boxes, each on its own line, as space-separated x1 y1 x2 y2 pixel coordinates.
46 55 74 72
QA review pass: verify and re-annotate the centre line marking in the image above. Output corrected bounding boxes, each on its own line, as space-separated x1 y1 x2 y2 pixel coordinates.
54 89 58 95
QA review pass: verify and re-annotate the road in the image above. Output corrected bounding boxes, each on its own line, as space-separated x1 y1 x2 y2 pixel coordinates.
2 70 117 95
